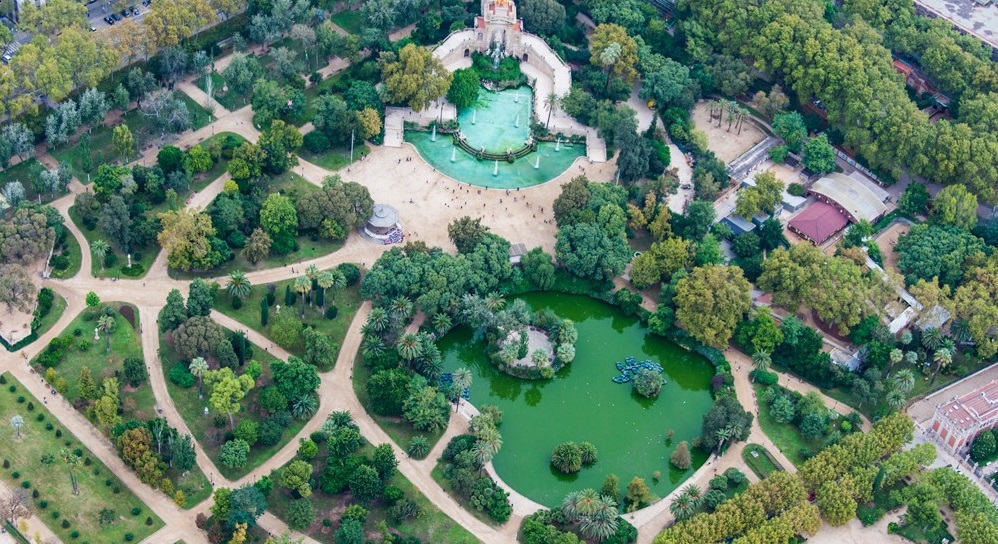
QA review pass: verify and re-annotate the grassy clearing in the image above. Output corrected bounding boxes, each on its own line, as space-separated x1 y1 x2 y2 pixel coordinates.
330 10 366 35
267 442 479 543
212 276 361 363
197 72 251 111
352 352 445 452
33 293 67 341
176 93 216 131
51 228 83 279
741 443 783 479
0 372 164 544
0 158 65 204
67 206 157 280
159 320 308 480
753 385 822 467
298 142 371 172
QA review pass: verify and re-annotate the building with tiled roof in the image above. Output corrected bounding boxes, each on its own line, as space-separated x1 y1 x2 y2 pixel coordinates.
928 379 998 454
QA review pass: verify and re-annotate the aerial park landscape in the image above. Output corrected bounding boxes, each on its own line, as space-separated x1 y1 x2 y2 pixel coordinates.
0 0 997 543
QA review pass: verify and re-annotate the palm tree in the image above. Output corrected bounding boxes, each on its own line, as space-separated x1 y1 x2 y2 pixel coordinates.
544 91 559 129
483 292 505 312
598 42 622 92
725 103 737 132
189 357 209 399
950 320 971 344
900 331 913 346
292 394 318 420
305 265 319 306
930 348 952 385
59 447 80 495
226 271 252 301
562 488 602 521
893 369 916 393
389 295 414 326
904 351 919 366
396 333 423 371
670 492 696 521
471 440 495 470
92 239 110 272
579 497 618 542
751 351 771 380
886 390 907 412
452 367 472 410
97 314 114 353
682 484 703 508
432 313 452 335
316 271 335 312
293 275 311 318
922 327 944 351
366 307 390 333
477 427 502 458
9 414 23 439
888 348 904 375
360 335 385 360
715 423 741 455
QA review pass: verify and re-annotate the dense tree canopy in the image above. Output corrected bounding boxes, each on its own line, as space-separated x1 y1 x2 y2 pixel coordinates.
674 265 752 348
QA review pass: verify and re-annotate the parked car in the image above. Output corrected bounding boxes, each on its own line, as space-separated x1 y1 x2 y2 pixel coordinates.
121 9 129 17
131 6 139 15
90 26 97 31
111 12 121 21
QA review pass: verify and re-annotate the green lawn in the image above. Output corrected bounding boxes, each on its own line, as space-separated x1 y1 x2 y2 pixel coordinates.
299 142 370 172
176 93 216 131
330 10 366 35
0 158 62 204
32 292 67 343
50 110 160 182
169 172 347 279
894 519 954 544
67 205 158 280
51 228 83 279
753 385 824 467
197 72 251 111
741 443 783 479
0 372 164 544
267 442 479 543
32 303 156 420
160 320 308 481
212 277 362 364
353 352 446 452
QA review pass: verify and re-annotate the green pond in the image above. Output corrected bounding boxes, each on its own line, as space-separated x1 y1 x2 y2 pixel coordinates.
406 86 585 189
439 292 714 507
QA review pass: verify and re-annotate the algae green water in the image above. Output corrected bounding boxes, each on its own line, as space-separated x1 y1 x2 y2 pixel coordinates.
439 293 714 507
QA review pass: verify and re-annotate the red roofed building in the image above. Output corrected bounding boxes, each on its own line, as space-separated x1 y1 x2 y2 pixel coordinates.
928 379 998 454
787 201 849 245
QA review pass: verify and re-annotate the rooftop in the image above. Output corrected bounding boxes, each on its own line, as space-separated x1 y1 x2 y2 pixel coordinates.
809 172 889 223
914 0 998 52
787 200 849 244
367 204 400 228
939 379 998 431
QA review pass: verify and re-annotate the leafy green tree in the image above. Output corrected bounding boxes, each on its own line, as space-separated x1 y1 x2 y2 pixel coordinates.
931 184 978 231
895 224 986 288
670 441 692 470
219 439 250 469
205 367 255 429
674 265 751 348
372 443 398 481
590 24 639 90
447 216 490 254
447 68 480 110
898 183 930 216
520 0 566 35
402 384 449 432
802 134 836 174
187 279 214 317
271 356 320 404
379 43 451 111
348 465 383 503
555 223 630 281
160 289 187 332
772 111 807 152
260 193 298 255
281 460 314 497
633 368 663 398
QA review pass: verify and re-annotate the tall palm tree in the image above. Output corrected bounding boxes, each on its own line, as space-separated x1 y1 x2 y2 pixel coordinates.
715 423 741 455
483 292 505 312
389 296 414 326
922 328 944 351
293 275 311 318
59 447 80 495
189 357 209 399
888 348 904 375
316 271 335 312
893 369 916 393
598 42 622 92
886 389 907 412
725 103 737 132
396 333 422 371
681 484 703 508
930 348 952 385
670 492 696 521
471 440 495 470
92 239 110 272
360 335 385 360
904 351 919 366
366 307 390 333
751 351 771 380
292 394 318 420
452 367 472 410
544 91 559 129
432 313 452 335
900 331 913 347
950 321 971 344
562 488 602 521
580 497 618 542
97 314 114 353
305 265 320 306
477 427 502 457
226 271 252 301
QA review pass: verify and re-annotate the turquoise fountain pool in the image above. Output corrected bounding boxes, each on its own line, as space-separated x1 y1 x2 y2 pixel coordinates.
407 86 585 189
